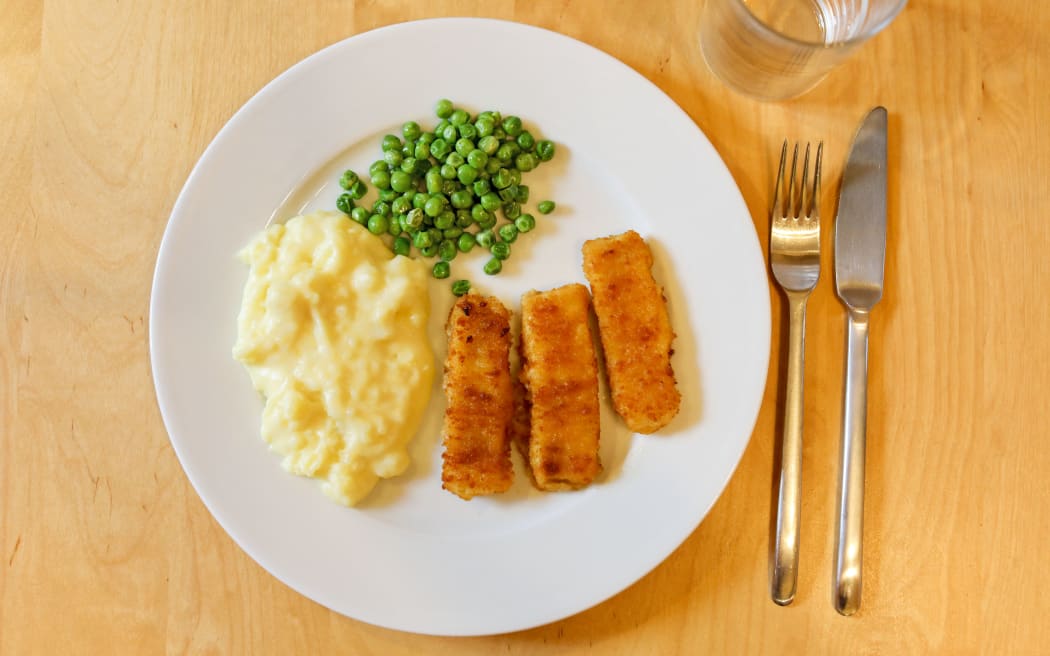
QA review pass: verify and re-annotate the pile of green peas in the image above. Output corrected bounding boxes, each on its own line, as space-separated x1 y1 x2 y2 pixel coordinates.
334 100 557 295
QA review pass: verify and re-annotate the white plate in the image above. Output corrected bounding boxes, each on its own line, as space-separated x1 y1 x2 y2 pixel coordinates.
150 18 769 636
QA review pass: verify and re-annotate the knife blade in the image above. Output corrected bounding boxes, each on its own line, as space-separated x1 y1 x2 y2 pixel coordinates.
832 106 888 616
836 107 888 307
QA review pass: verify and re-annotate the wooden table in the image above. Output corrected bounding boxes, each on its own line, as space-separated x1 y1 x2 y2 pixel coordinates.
3 1 1048 653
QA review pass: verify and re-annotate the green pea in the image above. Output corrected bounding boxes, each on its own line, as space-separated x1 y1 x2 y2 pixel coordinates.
435 210 455 230
401 140 414 158
441 179 461 196
516 131 536 151
426 168 444 193
436 99 454 118
420 243 439 258
483 257 502 275
413 230 433 249
471 204 491 223
450 109 469 126
475 229 495 248
509 169 522 186
538 200 556 214
475 117 494 137
367 214 389 235
403 121 422 141
445 152 465 168
392 236 411 257
384 149 403 168
478 135 500 155
438 239 457 262
492 168 512 189
370 160 389 176
498 223 519 243
404 208 425 230
484 159 501 175
412 193 429 210
418 132 435 145
457 164 478 185
480 192 502 211
433 261 451 279
515 213 536 233
441 124 458 141
387 216 401 236
516 153 538 172
456 209 474 228
424 196 446 217
477 212 497 230
510 184 529 204
536 140 556 161
455 138 475 157
391 196 411 215
502 116 523 137
428 227 443 244
400 157 419 174
466 149 487 170
473 179 491 197
458 123 477 140
414 141 431 160
336 193 354 214
502 201 521 219
443 227 463 240
451 279 471 296
498 186 518 203
496 142 519 161
450 189 474 209
339 170 360 190
438 163 455 180
457 233 475 253
493 126 507 140
381 134 402 152
371 200 390 217
378 188 398 202
390 170 413 193
430 138 450 159
490 241 511 260
350 207 370 225
371 170 391 190
346 179 367 199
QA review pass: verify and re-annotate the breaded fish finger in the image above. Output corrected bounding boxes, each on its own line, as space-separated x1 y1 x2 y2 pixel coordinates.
442 293 514 499
582 230 681 434
519 284 602 490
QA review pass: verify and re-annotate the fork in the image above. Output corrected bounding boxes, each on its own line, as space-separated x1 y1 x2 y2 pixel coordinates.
769 140 823 606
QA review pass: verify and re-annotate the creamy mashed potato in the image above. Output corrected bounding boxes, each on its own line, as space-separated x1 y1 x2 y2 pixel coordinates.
233 211 434 505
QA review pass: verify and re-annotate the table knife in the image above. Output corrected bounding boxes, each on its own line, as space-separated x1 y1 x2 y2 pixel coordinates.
833 106 888 616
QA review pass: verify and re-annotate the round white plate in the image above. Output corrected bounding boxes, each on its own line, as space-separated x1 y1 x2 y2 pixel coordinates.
150 18 769 636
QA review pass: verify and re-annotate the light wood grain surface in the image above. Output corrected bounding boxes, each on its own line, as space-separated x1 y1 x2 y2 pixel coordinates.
3 1 1049 653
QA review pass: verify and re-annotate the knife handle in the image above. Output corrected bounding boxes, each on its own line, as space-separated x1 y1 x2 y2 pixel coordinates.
771 292 808 605
835 309 869 616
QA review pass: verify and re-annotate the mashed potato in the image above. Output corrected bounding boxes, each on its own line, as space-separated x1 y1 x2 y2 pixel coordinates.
233 211 434 505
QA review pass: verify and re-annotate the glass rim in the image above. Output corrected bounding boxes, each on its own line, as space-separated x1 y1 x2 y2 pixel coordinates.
731 0 909 49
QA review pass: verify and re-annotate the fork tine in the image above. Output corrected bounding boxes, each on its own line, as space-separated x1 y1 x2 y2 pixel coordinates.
811 142 823 217
773 140 788 219
787 143 799 218
799 143 811 218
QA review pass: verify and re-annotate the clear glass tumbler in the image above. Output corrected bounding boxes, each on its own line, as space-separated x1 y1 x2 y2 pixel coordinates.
700 0 907 101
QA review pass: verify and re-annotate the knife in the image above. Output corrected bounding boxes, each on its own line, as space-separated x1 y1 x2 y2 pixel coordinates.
833 106 888 616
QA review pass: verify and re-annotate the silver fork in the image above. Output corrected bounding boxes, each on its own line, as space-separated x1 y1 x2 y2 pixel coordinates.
769 140 823 606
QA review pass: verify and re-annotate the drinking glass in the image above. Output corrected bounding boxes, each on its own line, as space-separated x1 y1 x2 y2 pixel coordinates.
699 0 908 101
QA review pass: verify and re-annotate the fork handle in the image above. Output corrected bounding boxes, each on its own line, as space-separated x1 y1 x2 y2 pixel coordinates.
771 292 808 605
834 309 870 615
